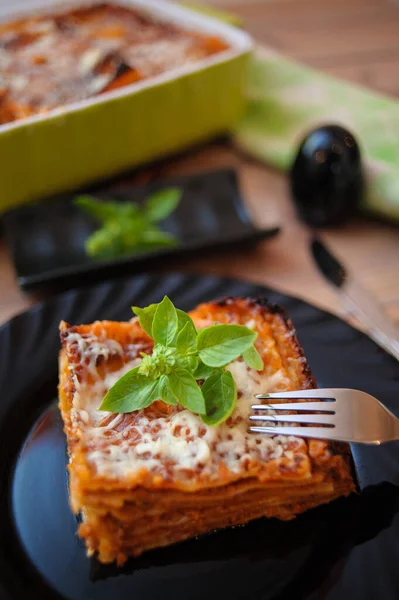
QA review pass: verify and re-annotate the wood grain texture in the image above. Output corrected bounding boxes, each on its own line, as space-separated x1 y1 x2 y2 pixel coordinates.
0 0 398 332
209 0 399 96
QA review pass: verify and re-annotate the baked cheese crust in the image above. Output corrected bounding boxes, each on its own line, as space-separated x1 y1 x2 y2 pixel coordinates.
0 2 228 124
58 297 355 564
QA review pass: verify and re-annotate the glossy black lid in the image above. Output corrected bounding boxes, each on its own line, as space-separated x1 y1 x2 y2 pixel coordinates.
290 125 363 227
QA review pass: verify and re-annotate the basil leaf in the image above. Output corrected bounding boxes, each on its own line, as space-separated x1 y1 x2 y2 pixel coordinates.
201 370 237 426
76 193 181 260
132 304 158 337
75 196 121 223
122 238 177 257
167 369 206 414
99 367 161 413
145 188 182 222
176 308 196 330
243 345 263 370
177 354 198 374
193 361 216 380
159 374 178 406
115 203 142 222
139 229 178 247
197 324 257 367
152 296 178 346
176 321 197 355
171 308 197 346
85 224 122 258
75 196 140 223
118 214 153 238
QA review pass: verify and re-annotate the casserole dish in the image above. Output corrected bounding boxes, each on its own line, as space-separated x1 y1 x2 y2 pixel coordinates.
0 0 252 212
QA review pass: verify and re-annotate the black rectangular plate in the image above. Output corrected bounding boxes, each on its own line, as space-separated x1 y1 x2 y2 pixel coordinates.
2 169 280 293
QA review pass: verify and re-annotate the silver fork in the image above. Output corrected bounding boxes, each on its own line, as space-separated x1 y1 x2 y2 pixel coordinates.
250 389 399 444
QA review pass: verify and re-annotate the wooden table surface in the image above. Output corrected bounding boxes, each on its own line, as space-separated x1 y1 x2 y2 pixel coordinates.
0 0 398 328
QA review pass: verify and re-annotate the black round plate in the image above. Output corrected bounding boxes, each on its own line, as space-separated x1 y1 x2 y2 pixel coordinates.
1 273 399 600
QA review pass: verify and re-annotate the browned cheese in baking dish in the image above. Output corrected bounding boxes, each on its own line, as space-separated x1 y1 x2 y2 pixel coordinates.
0 2 229 124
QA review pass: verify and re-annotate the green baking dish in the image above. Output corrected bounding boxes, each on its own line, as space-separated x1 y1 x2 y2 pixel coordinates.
0 0 252 213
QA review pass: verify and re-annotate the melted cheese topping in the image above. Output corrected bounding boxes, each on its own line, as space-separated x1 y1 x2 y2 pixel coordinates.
0 3 228 124
65 328 306 484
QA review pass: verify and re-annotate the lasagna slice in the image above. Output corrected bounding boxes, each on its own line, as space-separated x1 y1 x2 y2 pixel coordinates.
58 297 355 565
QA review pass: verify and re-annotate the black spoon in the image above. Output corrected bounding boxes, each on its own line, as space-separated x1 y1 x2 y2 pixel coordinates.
290 124 364 227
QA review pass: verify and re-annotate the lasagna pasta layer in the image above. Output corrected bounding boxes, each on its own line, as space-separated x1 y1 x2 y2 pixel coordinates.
59 297 355 564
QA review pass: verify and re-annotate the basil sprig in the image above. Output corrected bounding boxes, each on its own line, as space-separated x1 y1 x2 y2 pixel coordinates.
100 296 263 425
75 188 182 259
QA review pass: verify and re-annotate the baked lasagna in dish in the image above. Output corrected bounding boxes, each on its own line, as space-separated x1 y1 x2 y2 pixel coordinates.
58 297 355 565
0 2 229 124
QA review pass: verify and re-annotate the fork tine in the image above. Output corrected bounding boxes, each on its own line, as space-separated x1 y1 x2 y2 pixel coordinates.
251 402 336 412
255 390 336 400
250 389 398 445
249 413 335 425
249 426 338 440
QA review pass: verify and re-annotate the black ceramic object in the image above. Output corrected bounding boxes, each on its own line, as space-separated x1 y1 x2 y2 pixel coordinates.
290 125 364 226
1 273 399 600
2 169 279 293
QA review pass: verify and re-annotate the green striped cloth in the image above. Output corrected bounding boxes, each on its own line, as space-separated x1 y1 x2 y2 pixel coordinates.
235 48 399 222
186 4 399 222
